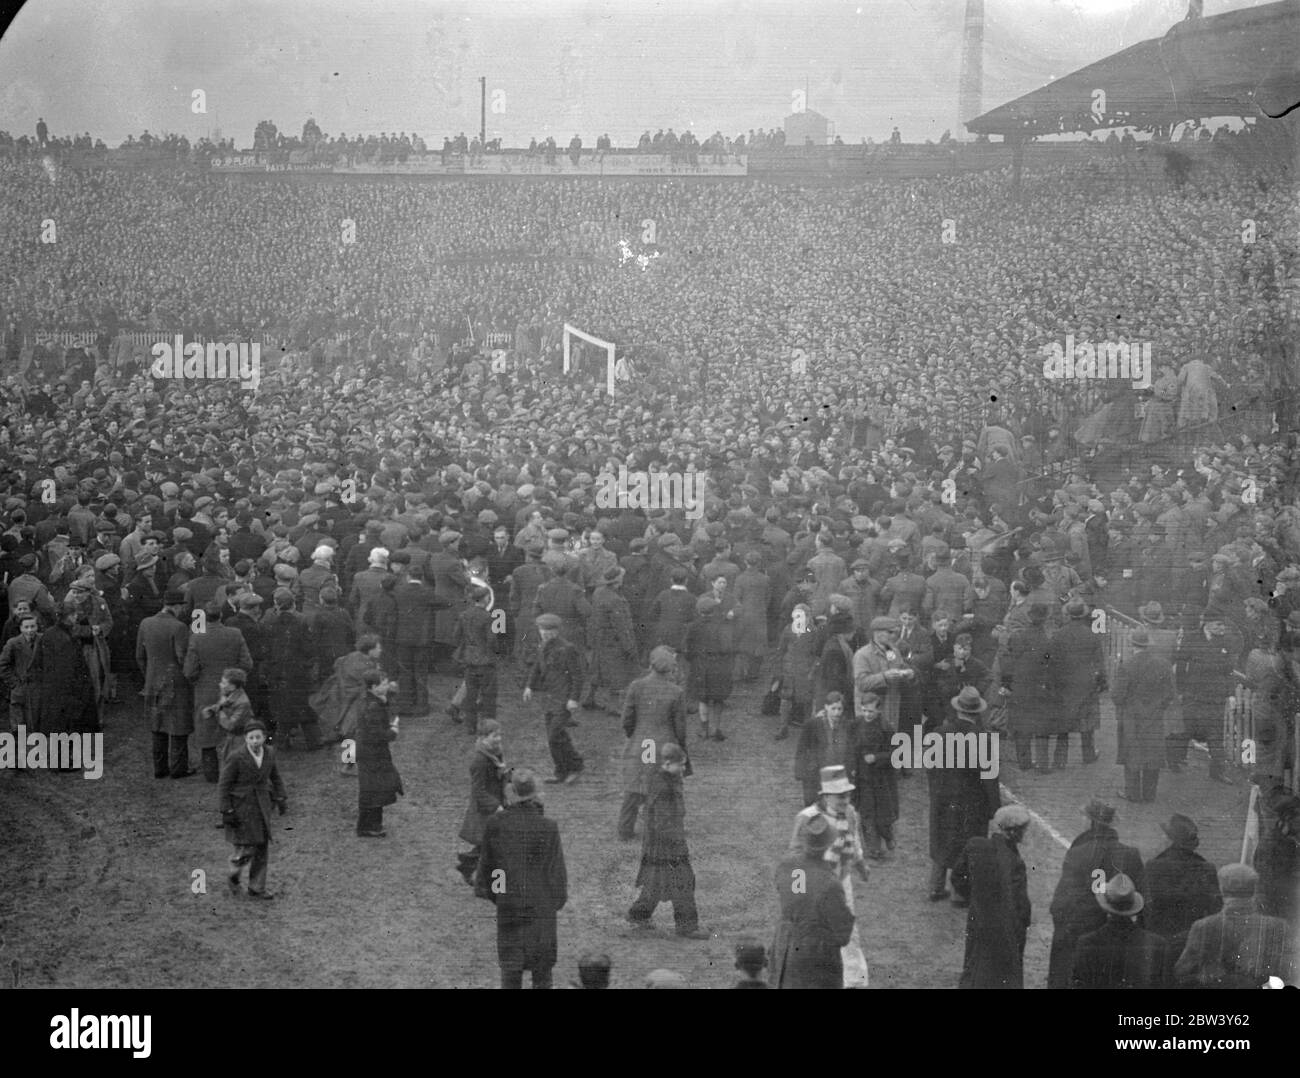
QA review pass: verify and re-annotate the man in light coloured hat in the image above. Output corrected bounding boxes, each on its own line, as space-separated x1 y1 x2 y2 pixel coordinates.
789 764 870 987
953 804 1031 988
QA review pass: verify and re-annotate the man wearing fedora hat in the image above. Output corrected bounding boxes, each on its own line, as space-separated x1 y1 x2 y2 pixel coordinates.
1048 800 1146 988
789 764 870 986
1113 628 1175 802
928 686 1002 904
954 803 1031 988
586 564 638 716
770 814 856 989
1175 864 1296 987
1048 596 1105 768
1136 601 1177 664
1071 873 1169 988
1172 611 1241 782
1144 814 1222 972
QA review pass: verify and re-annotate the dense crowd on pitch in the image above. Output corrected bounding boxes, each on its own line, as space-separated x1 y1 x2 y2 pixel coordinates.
0 137 1297 984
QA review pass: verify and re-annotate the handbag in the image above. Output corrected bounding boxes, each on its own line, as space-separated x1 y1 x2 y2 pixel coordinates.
761 680 782 716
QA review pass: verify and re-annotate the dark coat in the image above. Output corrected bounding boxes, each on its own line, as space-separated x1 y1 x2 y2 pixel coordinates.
1050 618 1105 733
476 801 568 972
392 578 443 647
1047 825 1146 989
928 715 1001 866
1002 622 1056 737
621 670 689 795
955 833 1030 988
1113 649 1175 769
794 711 866 786
428 552 471 644
309 607 355 679
854 717 899 829
647 586 697 651
135 609 193 736
636 766 694 898
527 635 584 704
184 623 253 749
684 612 734 702
259 608 314 725
769 854 855 989
458 745 508 846
218 744 287 846
1072 918 1170 988
588 585 638 689
356 695 403 808
1144 845 1222 956
31 622 99 735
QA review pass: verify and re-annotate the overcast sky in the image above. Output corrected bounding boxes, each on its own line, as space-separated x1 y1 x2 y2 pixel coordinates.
0 0 1277 146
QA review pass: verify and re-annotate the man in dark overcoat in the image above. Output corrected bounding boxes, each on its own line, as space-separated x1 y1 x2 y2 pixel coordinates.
260 587 324 748
31 602 101 750
1047 597 1105 768
218 720 287 899
619 646 688 841
184 600 253 782
769 814 855 988
954 804 1032 988
795 690 866 807
525 613 585 784
475 769 569 989
1112 629 1175 802
136 589 193 777
1142 814 1221 978
1047 800 1146 988
628 743 708 939
586 566 638 714
1071 874 1169 988
928 687 1001 902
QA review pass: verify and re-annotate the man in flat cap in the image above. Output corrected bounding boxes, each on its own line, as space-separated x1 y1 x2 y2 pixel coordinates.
525 613 585 784
852 615 913 730
619 645 688 841
1175 864 1296 987
954 804 1031 988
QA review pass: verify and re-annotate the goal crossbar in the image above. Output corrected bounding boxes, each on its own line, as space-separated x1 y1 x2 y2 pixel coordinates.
562 323 616 396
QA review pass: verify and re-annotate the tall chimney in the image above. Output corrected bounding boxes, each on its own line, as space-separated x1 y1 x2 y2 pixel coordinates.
957 0 985 134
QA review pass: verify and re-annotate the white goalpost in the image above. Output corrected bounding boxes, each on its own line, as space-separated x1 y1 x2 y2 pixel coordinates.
563 322 616 396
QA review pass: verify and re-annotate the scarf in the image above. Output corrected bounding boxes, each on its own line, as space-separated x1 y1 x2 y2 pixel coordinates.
823 804 855 876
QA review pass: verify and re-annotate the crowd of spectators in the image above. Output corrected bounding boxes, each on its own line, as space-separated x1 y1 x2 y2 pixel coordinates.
0 121 1297 985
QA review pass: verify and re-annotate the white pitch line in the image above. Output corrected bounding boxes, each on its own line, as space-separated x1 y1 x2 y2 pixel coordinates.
999 783 1071 849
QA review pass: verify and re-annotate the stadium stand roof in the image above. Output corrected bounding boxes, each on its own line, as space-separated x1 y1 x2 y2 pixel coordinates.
967 0 1300 138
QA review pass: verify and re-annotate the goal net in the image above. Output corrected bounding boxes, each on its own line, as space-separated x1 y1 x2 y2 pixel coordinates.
563 323 616 396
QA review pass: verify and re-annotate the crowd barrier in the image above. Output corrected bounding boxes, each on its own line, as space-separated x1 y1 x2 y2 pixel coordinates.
1102 606 1297 792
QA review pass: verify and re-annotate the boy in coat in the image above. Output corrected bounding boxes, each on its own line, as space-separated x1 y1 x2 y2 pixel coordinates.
456 720 509 884
854 693 898 859
619 646 688 841
218 721 287 899
356 670 403 836
627 742 708 939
